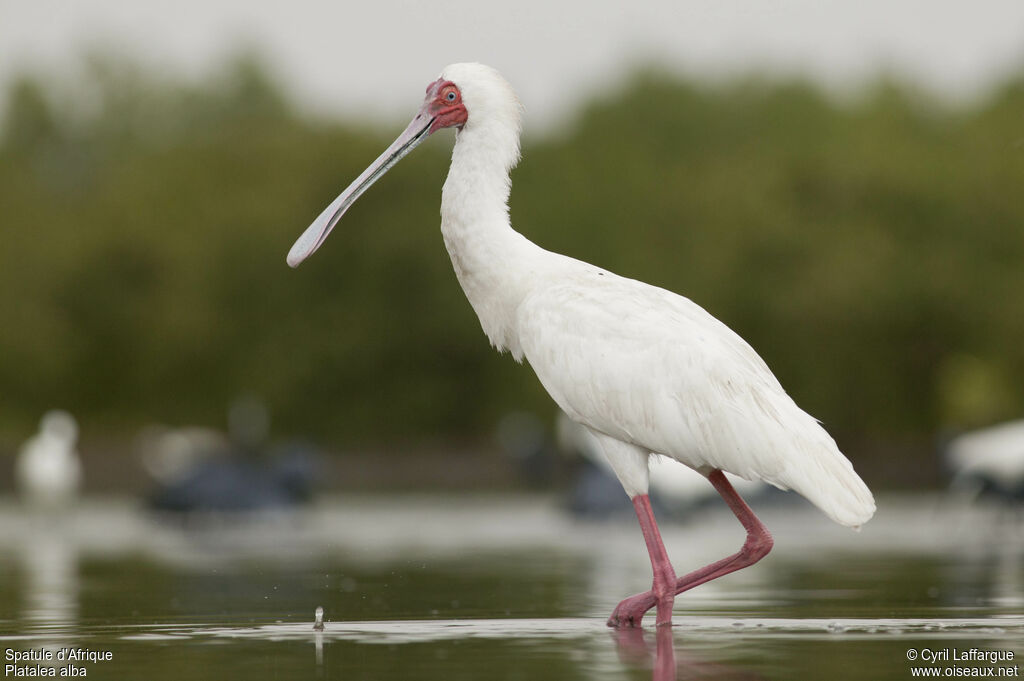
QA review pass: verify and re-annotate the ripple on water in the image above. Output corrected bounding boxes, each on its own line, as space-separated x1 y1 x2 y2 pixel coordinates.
104 615 1024 646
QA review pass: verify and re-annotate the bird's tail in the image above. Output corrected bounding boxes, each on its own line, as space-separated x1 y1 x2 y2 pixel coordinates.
771 414 876 529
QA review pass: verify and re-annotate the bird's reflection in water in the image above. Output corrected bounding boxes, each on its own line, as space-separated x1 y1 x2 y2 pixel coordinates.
21 531 77 626
613 626 764 681
313 631 324 677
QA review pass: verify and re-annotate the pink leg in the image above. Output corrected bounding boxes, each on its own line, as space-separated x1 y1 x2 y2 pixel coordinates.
607 469 774 628
626 494 678 626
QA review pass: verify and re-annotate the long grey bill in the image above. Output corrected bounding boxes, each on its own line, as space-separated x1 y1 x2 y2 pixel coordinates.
287 113 435 268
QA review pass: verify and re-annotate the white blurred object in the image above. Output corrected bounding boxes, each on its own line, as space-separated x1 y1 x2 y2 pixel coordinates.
946 419 1024 501
16 410 82 508
556 412 764 509
137 425 229 485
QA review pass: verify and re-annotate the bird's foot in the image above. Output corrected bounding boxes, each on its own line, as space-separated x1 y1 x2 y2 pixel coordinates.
607 590 671 628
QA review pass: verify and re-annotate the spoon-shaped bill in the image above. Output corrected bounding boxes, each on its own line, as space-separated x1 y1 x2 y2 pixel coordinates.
287 111 435 268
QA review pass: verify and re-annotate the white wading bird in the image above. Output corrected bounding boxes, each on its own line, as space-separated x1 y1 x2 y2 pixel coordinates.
287 63 875 628
17 410 82 509
945 419 1024 502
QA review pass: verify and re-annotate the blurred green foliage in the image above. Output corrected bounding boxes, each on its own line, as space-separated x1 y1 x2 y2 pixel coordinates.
1 54 1022 480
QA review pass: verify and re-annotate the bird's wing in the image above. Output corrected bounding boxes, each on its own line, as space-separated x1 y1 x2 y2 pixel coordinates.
517 269 874 527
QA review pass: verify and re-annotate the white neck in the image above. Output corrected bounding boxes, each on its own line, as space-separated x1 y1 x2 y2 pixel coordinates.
440 121 546 360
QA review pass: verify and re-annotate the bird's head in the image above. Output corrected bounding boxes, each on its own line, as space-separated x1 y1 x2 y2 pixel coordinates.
40 410 78 443
287 63 520 268
437 63 522 137
423 77 468 132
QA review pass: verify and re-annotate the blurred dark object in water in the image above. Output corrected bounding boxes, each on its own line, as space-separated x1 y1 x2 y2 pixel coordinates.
139 396 319 514
138 425 230 487
145 444 318 513
944 419 1024 504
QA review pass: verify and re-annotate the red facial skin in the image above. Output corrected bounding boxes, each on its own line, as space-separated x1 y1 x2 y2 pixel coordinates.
424 79 468 132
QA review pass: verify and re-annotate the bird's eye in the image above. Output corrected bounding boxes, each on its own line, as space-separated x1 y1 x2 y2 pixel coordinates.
446 91 457 102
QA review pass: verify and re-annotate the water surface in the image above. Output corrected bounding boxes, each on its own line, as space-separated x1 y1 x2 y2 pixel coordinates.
0 494 1020 679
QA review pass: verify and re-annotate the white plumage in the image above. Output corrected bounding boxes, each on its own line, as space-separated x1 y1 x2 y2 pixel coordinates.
556 412 767 511
287 62 875 626
17 410 82 508
432 63 873 528
519 272 873 526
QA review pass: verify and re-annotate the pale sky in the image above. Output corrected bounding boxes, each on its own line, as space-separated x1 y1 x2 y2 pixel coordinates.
2 0 1023 130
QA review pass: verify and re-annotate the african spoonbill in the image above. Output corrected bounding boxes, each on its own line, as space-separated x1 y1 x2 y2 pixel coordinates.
287 63 875 628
